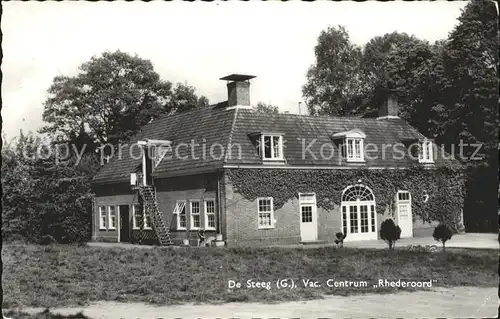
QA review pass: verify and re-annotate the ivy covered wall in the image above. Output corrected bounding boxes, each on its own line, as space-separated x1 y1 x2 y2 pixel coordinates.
226 166 465 232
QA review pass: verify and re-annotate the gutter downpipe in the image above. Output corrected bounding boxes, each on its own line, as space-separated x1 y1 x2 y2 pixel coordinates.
91 196 97 241
216 170 224 246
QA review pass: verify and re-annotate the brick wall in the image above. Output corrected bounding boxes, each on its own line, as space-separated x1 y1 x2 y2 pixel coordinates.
93 170 441 246
219 172 229 242
223 175 344 246
223 171 438 246
227 81 250 107
94 193 138 243
93 173 223 245
154 172 220 245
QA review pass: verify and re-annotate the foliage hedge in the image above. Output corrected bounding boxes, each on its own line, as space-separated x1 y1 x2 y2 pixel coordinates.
227 165 465 232
2 133 97 244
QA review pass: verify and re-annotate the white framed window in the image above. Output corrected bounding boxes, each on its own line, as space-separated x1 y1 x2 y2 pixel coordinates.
346 137 364 162
332 130 366 163
257 197 274 229
108 206 117 230
174 201 187 230
257 134 283 160
299 193 317 205
99 206 107 230
132 204 142 230
204 199 216 230
299 193 317 226
144 208 152 229
397 190 411 202
418 139 434 163
190 200 201 230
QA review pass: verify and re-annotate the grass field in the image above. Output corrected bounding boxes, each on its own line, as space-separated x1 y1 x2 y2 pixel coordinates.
2 243 498 308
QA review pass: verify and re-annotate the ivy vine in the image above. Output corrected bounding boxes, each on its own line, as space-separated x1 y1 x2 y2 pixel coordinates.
226 165 465 232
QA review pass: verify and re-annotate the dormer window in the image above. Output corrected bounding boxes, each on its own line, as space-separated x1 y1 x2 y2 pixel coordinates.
346 137 364 162
251 133 284 161
332 129 366 163
419 139 434 163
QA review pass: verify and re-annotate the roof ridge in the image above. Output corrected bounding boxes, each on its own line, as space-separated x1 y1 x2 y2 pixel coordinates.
130 106 213 140
237 109 385 122
223 107 239 164
145 102 227 128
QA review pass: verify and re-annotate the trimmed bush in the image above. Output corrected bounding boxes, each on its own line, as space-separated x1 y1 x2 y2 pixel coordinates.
379 218 401 250
433 223 453 251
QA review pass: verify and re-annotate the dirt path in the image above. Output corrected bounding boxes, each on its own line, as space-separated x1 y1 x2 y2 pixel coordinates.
13 287 497 318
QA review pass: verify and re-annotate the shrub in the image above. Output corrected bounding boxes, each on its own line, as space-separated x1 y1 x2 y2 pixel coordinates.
379 218 401 250
60 216 91 244
433 223 453 251
334 232 346 248
40 234 58 245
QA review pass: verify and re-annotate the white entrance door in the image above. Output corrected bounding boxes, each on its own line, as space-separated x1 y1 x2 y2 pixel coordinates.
397 191 413 238
299 193 318 242
342 203 377 241
341 185 377 242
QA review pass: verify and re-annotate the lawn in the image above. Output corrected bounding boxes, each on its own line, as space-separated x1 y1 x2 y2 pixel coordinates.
2 243 498 308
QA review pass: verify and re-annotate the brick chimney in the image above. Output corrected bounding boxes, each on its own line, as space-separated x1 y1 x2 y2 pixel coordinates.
377 90 399 119
220 74 256 109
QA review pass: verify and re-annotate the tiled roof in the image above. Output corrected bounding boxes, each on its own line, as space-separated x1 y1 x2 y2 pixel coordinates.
92 106 236 183
226 110 444 167
93 104 455 184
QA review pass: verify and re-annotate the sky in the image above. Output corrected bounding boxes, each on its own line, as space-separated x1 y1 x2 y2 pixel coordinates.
1 1 468 141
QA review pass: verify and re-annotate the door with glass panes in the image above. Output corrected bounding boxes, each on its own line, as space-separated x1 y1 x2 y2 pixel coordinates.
341 185 377 241
299 193 318 242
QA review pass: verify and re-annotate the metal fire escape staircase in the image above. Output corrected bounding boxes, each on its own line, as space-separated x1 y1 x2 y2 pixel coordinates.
138 185 173 246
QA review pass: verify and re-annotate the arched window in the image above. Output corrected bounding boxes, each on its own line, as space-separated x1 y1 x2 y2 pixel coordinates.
342 185 375 202
340 185 377 241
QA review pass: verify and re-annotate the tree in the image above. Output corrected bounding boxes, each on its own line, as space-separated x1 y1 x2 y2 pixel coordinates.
1 130 98 244
384 40 436 120
379 219 401 250
439 0 499 232
357 32 426 117
253 102 279 114
1 131 39 241
439 0 499 159
302 26 363 116
432 224 453 251
303 29 432 118
40 50 209 147
167 82 210 114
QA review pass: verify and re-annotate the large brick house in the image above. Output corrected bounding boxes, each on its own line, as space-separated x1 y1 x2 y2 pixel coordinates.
91 74 460 246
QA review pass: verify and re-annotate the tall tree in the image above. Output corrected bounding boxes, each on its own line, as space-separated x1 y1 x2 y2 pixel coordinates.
383 39 436 126
439 0 499 232
253 102 280 114
1 131 39 241
357 32 431 117
360 32 420 86
440 0 499 158
302 26 363 116
2 130 98 243
40 50 209 147
167 82 209 114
